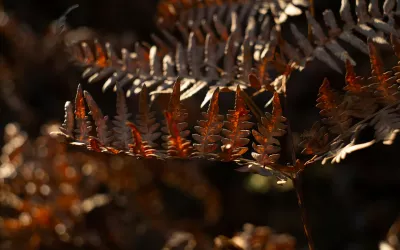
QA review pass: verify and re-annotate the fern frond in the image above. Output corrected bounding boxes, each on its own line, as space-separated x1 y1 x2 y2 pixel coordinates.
251 92 287 166
316 78 351 135
56 82 306 180
343 59 378 118
343 59 367 94
220 85 253 161
292 0 399 72
192 88 224 157
60 101 74 138
136 85 162 147
72 41 150 94
367 40 400 104
88 136 121 154
69 1 303 108
306 41 400 164
126 122 158 158
156 0 308 32
74 84 91 143
112 84 133 150
84 90 112 145
161 79 193 157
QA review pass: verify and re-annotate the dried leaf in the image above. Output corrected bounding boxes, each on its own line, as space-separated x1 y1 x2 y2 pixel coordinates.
316 78 351 134
74 84 91 143
112 84 133 150
192 88 223 156
126 122 157 157
220 86 253 161
251 92 287 166
162 79 193 157
84 90 112 145
136 85 161 147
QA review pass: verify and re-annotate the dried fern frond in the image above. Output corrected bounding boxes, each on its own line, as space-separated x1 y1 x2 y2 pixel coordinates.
151 0 308 102
112 84 133 150
220 86 254 161
343 59 378 118
84 90 113 145
192 88 224 157
367 39 400 104
290 0 399 72
55 80 306 180
69 0 304 108
161 78 193 157
156 0 308 32
316 78 352 135
136 85 162 147
126 122 158 157
74 84 92 143
303 40 400 164
251 92 287 166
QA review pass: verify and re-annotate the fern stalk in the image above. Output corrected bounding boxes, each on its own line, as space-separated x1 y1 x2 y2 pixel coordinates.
282 82 315 250
293 174 315 250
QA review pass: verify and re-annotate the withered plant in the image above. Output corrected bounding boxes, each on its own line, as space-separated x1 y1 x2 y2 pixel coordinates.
2 0 400 249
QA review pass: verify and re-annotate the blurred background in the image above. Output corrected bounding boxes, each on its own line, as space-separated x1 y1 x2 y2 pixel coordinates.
0 0 399 249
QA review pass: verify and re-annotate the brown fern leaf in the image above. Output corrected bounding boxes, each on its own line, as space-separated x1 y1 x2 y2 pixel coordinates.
316 78 351 135
69 1 302 108
150 30 252 107
126 122 158 158
88 136 102 152
251 92 287 166
192 88 224 157
88 136 121 154
161 79 193 157
220 85 253 161
136 84 162 148
307 42 400 164
291 0 399 72
74 84 91 143
84 91 112 145
156 0 308 32
72 41 149 93
112 84 133 150
367 40 400 104
248 52 275 94
93 39 108 68
60 101 74 138
343 59 365 94
343 59 378 118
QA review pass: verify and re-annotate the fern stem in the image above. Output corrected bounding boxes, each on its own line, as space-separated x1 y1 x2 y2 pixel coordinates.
281 89 315 250
307 0 315 42
293 173 315 250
